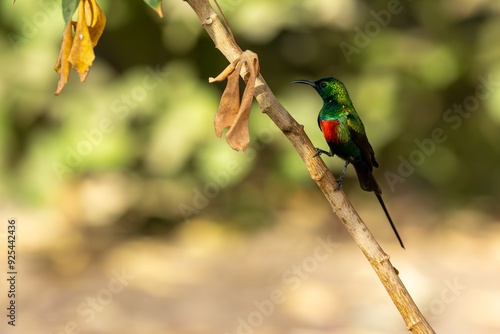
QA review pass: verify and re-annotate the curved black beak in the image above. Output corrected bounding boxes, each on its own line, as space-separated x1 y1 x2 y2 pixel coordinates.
292 79 316 87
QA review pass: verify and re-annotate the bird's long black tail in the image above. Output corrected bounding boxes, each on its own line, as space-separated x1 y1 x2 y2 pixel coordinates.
375 193 405 249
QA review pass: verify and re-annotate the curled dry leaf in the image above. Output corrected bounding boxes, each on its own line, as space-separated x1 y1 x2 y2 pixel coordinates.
208 61 235 83
211 51 260 152
54 0 106 95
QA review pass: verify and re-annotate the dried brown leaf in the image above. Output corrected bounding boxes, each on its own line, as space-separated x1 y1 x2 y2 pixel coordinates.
214 67 240 137
211 51 260 152
225 57 255 151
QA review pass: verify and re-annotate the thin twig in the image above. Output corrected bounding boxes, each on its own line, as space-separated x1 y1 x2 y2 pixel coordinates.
183 0 436 333
211 0 237 46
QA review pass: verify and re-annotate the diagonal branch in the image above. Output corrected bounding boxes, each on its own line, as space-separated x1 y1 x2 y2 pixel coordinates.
183 0 436 333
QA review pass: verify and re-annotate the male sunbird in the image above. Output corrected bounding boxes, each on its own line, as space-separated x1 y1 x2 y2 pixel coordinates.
293 77 405 249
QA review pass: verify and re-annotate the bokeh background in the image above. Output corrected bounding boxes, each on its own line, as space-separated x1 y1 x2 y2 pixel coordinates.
1 0 500 333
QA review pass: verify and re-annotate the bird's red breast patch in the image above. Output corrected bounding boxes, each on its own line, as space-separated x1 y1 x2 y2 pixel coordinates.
320 119 340 143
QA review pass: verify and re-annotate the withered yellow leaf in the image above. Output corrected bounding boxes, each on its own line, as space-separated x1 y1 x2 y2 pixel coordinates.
54 0 106 95
84 0 93 26
88 0 106 47
69 0 95 82
54 22 75 96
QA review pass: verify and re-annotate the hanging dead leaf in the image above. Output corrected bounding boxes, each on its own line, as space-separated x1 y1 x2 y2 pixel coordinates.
86 0 106 46
54 21 75 95
214 67 240 138
211 51 260 152
54 0 106 95
69 1 94 82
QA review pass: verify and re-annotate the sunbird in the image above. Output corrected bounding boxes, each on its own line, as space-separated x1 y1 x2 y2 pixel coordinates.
293 77 404 249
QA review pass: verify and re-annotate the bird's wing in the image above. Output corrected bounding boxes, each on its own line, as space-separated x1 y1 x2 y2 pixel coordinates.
347 114 379 169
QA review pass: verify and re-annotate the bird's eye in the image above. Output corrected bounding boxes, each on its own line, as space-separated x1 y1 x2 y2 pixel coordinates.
320 82 327 88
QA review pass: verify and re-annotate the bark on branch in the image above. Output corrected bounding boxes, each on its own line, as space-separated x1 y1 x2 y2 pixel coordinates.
184 0 436 332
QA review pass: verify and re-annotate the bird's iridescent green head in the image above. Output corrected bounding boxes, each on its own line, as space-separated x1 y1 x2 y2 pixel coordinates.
292 77 353 107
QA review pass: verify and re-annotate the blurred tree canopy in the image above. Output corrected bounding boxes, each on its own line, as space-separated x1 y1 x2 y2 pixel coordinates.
0 0 499 238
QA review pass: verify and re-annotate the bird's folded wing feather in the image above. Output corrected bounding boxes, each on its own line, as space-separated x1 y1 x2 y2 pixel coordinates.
347 114 379 169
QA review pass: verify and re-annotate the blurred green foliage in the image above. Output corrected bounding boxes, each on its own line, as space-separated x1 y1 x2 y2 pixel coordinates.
1 0 499 235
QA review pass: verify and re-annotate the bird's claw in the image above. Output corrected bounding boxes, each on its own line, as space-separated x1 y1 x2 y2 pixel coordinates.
314 148 332 158
335 179 343 191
